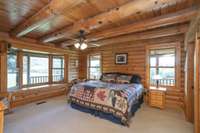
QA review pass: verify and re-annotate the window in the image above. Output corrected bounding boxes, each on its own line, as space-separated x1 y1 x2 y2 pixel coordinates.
149 48 175 86
7 52 19 91
23 54 49 85
68 57 79 82
88 54 101 79
52 56 64 82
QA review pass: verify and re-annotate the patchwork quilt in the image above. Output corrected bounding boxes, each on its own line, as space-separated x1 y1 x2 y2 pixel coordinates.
69 80 143 124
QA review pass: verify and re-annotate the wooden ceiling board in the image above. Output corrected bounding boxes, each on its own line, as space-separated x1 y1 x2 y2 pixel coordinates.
40 0 197 43
0 0 199 48
25 0 133 39
87 0 198 37
0 0 49 32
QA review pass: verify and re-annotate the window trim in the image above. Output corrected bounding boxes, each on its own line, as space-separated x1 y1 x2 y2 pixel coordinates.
23 53 50 87
7 50 67 91
52 56 65 83
7 51 20 91
149 49 176 87
87 53 102 80
146 42 181 89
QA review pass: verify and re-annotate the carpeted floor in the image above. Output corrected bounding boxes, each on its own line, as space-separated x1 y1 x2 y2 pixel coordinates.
4 96 193 133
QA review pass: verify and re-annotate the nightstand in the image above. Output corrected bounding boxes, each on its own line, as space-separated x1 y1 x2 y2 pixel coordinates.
149 86 167 109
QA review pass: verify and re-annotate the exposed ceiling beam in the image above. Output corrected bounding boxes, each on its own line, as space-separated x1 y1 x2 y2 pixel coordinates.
81 35 185 52
41 0 182 43
90 23 189 46
86 6 198 41
11 0 86 37
61 23 189 47
185 8 200 48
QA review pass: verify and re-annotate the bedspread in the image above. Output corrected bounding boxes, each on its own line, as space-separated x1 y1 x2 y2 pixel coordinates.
69 80 143 124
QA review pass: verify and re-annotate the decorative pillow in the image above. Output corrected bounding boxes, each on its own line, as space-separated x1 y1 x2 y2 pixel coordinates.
130 74 141 84
101 74 117 83
116 75 132 84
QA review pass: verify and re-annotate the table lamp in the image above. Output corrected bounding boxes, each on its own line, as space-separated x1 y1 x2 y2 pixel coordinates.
153 74 162 88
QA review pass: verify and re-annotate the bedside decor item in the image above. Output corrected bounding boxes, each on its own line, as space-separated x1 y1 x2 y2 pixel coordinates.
153 74 162 88
115 53 128 64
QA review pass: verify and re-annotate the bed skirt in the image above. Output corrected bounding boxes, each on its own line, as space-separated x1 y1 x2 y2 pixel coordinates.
70 96 143 126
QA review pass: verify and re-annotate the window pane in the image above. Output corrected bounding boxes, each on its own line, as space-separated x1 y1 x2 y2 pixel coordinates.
53 58 62 68
158 54 175 67
23 56 28 85
29 56 49 84
7 54 18 91
158 68 175 86
90 55 101 67
158 68 175 79
88 54 101 79
150 57 156 67
150 68 156 85
53 57 64 82
53 69 64 81
89 67 101 79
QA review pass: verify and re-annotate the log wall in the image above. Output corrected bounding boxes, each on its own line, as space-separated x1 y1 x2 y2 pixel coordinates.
79 35 186 109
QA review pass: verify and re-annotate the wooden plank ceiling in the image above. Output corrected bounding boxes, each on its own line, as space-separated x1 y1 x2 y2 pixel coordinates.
0 0 199 48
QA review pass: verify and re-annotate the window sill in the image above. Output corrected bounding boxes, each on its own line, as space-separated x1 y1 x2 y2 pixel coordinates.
9 83 68 93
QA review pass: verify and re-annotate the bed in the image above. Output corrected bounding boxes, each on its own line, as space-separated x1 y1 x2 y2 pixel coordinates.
69 73 144 126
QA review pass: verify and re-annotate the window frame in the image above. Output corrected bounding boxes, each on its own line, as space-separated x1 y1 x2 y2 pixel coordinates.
6 50 67 91
149 49 176 87
7 51 19 91
52 56 65 83
87 53 102 80
23 52 49 87
146 43 181 89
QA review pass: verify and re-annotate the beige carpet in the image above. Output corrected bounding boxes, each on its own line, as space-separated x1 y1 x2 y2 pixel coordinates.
4 96 193 133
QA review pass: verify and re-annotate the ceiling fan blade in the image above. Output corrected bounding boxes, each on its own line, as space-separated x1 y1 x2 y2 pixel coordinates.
89 43 101 47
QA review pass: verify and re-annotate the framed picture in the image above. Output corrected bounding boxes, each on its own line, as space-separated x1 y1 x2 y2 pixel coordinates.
115 53 128 64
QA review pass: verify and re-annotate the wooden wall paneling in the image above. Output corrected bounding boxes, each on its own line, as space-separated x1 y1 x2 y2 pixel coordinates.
64 54 69 83
17 51 23 89
0 41 8 92
79 37 185 109
79 53 87 79
10 84 67 108
194 34 200 133
184 42 195 122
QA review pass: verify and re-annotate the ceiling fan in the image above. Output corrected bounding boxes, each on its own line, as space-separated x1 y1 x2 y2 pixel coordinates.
66 30 100 50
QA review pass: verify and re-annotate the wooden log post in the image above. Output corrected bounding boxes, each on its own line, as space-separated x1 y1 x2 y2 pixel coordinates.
194 33 200 133
0 41 8 93
0 102 5 133
184 42 195 123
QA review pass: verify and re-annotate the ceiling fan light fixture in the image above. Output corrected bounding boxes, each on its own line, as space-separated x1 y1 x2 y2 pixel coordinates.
80 42 88 50
74 43 80 48
74 30 88 50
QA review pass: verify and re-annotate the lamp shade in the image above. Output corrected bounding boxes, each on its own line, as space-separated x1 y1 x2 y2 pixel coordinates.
80 42 88 50
153 74 162 80
74 43 80 48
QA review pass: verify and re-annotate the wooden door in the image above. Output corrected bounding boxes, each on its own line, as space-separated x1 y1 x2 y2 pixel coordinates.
194 35 200 133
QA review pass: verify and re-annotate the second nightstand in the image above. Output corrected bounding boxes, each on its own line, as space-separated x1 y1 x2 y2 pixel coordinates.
149 86 167 109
